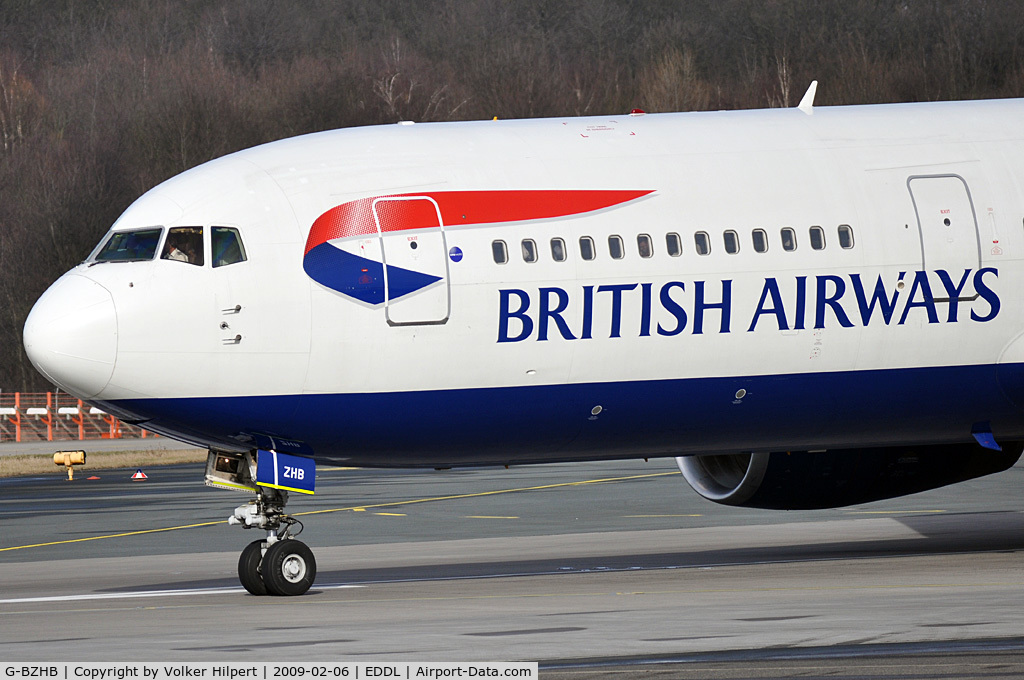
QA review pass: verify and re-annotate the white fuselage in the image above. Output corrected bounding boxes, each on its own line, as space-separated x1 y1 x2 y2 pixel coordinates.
23 99 1024 465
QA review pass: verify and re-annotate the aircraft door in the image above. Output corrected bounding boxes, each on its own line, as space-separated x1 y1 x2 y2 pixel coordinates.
907 175 981 276
373 197 450 325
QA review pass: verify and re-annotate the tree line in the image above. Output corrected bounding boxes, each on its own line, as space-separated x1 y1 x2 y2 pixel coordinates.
3 0 1024 389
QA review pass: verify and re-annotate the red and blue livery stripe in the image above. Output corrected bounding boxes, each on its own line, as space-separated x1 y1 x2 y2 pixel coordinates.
302 189 653 303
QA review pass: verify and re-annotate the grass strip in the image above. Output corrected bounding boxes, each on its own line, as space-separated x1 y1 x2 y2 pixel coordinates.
0 449 207 478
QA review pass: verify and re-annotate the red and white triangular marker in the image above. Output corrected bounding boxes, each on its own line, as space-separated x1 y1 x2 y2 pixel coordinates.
131 469 148 480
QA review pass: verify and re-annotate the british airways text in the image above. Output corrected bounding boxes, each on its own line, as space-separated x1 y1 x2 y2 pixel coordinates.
497 268 1000 342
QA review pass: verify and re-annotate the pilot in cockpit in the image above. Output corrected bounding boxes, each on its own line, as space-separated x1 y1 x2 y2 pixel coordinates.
164 238 189 263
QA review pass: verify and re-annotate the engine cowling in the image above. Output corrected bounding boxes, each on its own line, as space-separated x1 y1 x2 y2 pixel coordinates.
676 442 1022 509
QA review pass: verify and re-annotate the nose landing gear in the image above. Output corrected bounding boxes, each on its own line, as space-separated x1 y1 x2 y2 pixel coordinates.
228 488 317 596
206 450 318 596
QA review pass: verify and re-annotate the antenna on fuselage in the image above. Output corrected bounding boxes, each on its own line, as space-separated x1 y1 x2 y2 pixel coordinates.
798 81 818 115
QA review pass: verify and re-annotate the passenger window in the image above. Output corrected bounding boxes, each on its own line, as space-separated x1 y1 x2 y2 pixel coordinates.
637 234 653 258
161 226 204 266
809 226 825 250
608 235 624 259
694 231 711 255
579 236 596 261
752 229 768 253
521 239 538 263
781 227 797 252
94 228 162 262
666 232 682 257
211 227 247 267
723 230 739 254
550 238 567 262
838 224 855 249
492 240 508 264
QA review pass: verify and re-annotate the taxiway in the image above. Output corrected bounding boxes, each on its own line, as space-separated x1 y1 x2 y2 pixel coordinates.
1 454 1023 677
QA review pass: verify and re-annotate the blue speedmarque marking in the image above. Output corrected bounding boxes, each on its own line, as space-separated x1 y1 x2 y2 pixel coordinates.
302 242 441 304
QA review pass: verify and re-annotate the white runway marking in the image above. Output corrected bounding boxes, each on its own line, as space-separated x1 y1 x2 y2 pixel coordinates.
0 584 363 604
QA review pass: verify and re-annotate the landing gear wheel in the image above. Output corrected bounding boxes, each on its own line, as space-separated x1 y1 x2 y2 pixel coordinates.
261 539 316 596
238 540 267 596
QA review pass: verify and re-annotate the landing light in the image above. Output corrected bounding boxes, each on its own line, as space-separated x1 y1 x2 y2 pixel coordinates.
205 451 257 493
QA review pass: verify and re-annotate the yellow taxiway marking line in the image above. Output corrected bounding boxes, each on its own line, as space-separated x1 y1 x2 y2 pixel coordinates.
373 512 406 517
294 471 679 519
0 471 679 552
0 520 225 552
465 515 519 519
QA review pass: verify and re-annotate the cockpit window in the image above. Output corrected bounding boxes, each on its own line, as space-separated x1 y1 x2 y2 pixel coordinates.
161 227 204 266
94 228 162 262
212 227 247 267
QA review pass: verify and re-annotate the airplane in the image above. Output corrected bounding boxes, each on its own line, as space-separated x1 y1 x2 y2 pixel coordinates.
22 82 1024 596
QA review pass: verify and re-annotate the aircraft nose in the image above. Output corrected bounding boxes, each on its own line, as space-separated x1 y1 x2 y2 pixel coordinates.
23 274 117 399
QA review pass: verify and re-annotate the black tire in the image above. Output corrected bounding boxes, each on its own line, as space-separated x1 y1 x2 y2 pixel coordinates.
261 539 316 596
238 540 267 596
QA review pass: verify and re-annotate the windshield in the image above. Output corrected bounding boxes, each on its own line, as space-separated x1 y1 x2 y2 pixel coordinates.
161 226 204 266
93 228 163 262
212 227 247 267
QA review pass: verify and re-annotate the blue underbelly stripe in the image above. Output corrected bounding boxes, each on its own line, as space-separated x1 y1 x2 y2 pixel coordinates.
98 362 1024 467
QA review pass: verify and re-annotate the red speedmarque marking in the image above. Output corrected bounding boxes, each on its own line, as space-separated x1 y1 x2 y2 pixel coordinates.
303 189 654 256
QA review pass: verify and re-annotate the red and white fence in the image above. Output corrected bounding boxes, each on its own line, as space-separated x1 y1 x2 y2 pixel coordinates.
0 392 156 442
